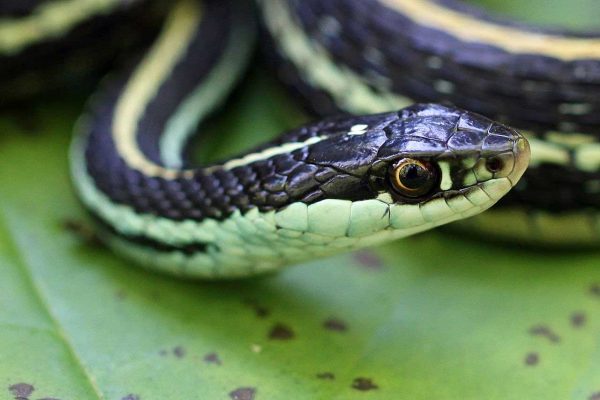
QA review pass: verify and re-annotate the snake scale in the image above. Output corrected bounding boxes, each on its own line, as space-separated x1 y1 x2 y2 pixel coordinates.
10 0 599 278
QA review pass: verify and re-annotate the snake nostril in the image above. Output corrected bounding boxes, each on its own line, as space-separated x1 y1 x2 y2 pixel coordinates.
485 157 504 173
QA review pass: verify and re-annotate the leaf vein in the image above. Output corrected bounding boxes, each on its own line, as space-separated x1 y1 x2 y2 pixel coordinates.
0 208 104 400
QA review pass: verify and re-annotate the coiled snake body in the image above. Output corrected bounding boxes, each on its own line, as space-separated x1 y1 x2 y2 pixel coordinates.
2 0 560 278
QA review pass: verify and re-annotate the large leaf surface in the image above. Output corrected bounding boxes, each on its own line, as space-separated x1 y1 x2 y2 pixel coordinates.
0 66 599 400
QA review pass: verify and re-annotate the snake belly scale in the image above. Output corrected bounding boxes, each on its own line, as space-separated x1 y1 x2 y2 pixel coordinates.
63 0 528 278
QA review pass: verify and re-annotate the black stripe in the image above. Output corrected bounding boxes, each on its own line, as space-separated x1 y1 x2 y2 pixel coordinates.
0 0 50 17
0 0 163 104
89 212 209 255
136 0 237 165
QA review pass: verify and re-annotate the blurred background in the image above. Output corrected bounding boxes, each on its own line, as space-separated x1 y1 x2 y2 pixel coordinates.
0 0 599 399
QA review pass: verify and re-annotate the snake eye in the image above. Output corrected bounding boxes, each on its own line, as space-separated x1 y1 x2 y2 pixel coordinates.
389 158 439 198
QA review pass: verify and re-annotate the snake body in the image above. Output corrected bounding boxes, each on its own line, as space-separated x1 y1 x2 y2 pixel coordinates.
0 0 164 104
259 0 600 245
2 0 535 278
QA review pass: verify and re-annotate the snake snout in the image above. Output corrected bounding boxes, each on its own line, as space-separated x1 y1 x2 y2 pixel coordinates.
508 136 530 186
483 124 530 187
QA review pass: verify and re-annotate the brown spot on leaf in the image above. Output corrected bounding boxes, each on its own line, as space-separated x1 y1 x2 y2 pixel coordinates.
352 377 378 391
243 299 270 318
61 219 101 246
353 250 384 271
254 306 270 318
268 323 294 340
588 392 600 400
229 387 255 400
529 325 560 343
524 352 539 366
571 312 586 328
115 290 127 301
316 372 335 380
323 318 348 332
590 283 600 297
203 352 222 365
173 346 185 358
8 383 34 399
159 349 168 357
121 395 140 400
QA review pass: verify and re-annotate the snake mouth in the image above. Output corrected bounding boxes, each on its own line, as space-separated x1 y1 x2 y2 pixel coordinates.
482 135 530 187
412 131 531 223
466 125 530 190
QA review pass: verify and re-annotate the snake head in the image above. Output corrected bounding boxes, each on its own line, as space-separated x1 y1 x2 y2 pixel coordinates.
367 103 530 238
373 103 530 199
293 103 530 242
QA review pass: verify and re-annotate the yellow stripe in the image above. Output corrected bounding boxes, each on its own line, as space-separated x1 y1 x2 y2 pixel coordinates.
0 0 122 55
221 136 325 170
381 0 600 61
113 0 200 179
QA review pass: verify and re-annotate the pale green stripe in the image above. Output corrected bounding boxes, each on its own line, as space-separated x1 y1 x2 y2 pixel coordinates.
112 0 201 179
70 126 208 247
457 207 600 245
259 0 412 114
525 135 569 167
160 4 256 168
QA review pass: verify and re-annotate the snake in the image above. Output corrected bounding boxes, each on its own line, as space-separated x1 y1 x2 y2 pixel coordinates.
1 0 543 278
259 0 600 246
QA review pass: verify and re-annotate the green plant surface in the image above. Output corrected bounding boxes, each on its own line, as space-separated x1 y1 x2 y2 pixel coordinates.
0 74 599 400
463 0 599 30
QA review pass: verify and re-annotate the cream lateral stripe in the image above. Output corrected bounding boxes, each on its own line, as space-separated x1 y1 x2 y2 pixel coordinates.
113 0 200 180
220 136 325 170
381 0 600 60
0 0 121 55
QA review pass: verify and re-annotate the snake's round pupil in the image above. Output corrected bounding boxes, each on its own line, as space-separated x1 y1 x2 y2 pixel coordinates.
390 159 438 198
399 163 429 189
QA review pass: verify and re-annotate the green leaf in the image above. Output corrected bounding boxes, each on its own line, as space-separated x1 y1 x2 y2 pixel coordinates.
0 74 599 400
464 0 599 30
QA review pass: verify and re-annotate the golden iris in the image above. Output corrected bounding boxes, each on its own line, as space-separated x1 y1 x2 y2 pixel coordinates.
390 158 438 198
